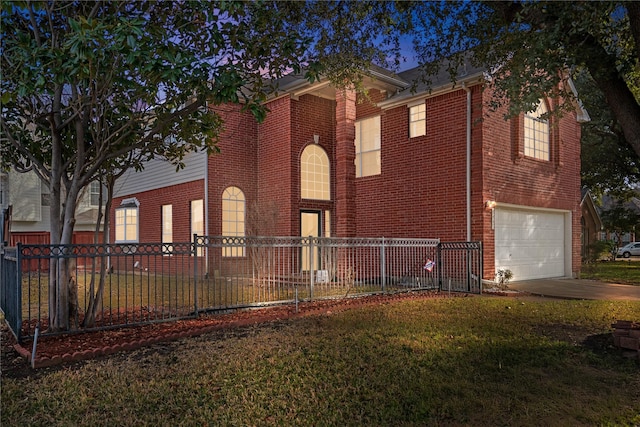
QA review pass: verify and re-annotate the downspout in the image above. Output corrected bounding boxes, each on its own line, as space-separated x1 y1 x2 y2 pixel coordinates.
203 148 209 274
462 83 472 241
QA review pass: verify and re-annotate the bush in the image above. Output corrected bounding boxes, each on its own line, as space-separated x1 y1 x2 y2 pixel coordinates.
584 240 616 263
494 268 513 290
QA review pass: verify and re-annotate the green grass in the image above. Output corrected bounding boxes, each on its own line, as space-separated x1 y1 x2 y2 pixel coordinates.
581 260 640 286
3 297 640 426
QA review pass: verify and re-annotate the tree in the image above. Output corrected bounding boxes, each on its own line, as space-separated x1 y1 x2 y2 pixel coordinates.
0 0 316 331
600 201 640 254
577 70 640 198
404 2 640 158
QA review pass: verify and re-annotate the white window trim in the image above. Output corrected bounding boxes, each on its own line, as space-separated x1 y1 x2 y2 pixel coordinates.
115 204 139 243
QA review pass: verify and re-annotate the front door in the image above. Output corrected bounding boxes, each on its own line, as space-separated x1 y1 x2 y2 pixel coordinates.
301 211 320 271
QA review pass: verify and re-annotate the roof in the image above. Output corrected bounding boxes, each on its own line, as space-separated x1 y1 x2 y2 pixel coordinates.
273 57 483 106
580 188 603 230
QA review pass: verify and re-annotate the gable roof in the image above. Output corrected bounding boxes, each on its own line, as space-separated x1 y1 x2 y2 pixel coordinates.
580 188 603 231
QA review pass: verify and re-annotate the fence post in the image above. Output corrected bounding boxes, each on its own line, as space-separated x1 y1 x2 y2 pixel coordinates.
380 237 386 293
478 242 483 294
467 245 472 292
193 234 199 317
309 236 315 301
437 243 442 291
16 242 23 343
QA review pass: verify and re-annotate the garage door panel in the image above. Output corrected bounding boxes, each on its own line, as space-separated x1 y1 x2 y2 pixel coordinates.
495 208 566 281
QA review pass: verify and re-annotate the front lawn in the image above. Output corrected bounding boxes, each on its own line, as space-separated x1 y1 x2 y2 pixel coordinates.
2 296 639 426
581 260 640 286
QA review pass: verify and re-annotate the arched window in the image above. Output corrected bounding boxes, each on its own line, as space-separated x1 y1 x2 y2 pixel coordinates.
301 145 330 200
524 100 550 161
222 186 245 257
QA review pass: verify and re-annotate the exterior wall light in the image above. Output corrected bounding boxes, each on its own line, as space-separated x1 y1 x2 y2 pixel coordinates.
485 200 496 209
313 134 319 144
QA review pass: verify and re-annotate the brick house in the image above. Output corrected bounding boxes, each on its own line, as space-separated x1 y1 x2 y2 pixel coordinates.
111 62 587 282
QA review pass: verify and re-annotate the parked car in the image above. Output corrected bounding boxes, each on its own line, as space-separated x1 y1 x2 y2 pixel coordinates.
616 242 640 258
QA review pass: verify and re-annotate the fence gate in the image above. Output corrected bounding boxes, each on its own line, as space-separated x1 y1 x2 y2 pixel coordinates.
437 242 483 294
0 245 21 342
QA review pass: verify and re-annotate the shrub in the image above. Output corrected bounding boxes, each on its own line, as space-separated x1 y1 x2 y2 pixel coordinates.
494 268 513 290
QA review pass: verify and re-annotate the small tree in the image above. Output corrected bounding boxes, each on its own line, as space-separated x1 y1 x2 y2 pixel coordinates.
1 1 316 331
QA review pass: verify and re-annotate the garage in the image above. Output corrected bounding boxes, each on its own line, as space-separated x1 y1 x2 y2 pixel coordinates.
494 207 569 281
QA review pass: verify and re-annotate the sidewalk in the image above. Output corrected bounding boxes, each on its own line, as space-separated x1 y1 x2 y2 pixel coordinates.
507 278 640 301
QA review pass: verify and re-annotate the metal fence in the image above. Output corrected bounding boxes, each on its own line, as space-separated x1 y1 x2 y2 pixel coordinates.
0 236 482 343
1 246 21 341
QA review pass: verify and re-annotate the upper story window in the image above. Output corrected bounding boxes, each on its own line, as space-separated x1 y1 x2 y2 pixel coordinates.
115 198 139 243
524 100 550 161
222 186 245 257
301 145 330 200
90 181 101 206
409 103 426 138
355 115 381 177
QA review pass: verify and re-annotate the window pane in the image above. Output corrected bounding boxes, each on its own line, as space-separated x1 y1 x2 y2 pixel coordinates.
524 99 549 161
409 104 426 138
360 116 380 151
191 199 204 256
222 187 245 257
115 207 138 242
301 145 330 200
355 116 381 177
361 151 381 177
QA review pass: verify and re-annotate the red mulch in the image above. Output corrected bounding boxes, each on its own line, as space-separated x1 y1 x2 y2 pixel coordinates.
2 291 466 370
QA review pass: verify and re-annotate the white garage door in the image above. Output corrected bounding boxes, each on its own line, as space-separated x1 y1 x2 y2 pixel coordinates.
495 208 566 281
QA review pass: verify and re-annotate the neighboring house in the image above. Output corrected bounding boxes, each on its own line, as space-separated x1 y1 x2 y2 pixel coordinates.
580 188 603 258
598 192 640 244
111 61 587 282
1 169 104 245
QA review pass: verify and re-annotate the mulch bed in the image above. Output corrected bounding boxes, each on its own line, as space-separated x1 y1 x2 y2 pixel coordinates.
3 290 469 370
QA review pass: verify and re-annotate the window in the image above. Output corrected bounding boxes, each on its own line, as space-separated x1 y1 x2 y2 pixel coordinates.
409 104 426 138
162 204 173 255
191 199 204 256
301 145 330 200
115 199 139 243
90 181 101 206
524 100 550 161
355 115 381 177
222 187 245 257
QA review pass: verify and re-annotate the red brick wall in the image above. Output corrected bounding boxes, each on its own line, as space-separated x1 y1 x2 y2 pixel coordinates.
291 94 336 236
208 104 258 236
335 89 357 236
257 96 294 235
111 180 205 244
480 88 582 278
354 87 478 240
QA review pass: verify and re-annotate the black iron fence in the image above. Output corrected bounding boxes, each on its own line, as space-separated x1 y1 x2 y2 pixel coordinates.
0 237 482 343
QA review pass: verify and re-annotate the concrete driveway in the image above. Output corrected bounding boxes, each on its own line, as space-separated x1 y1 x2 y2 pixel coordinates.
507 278 640 301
